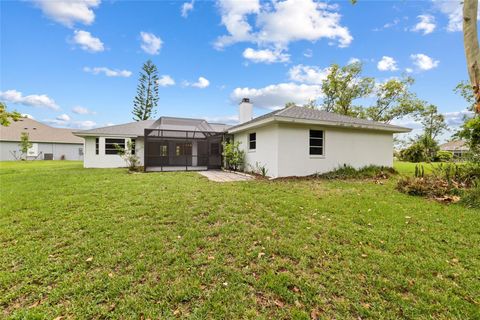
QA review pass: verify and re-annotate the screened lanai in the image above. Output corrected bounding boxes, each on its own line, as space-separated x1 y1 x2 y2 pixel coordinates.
143 117 229 172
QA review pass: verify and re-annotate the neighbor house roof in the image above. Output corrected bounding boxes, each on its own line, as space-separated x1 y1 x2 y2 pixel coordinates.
74 117 231 137
439 140 469 151
227 106 411 134
0 118 83 144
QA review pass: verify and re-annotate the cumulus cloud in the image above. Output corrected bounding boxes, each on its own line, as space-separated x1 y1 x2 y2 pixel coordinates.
444 109 474 126
72 30 104 52
72 106 96 115
32 0 100 27
0 89 59 110
288 64 329 84
22 114 35 119
83 67 132 77
157 75 175 87
303 49 313 58
140 32 162 55
347 57 360 65
377 56 398 71
203 114 239 124
242 48 290 63
186 76 210 88
215 0 352 50
44 118 97 129
412 14 436 35
181 0 194 17
231 82 321 109
410 53 439 70
56 113 71 121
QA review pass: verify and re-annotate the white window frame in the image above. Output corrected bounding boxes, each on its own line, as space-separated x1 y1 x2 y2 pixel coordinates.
309 129 325 158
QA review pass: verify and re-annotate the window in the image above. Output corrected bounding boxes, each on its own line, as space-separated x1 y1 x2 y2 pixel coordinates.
105 138 125 155
249 133 256 150
95 138 99 155
79 148 84 156
309 130 324 155
210 143 220 155
160 144 168 156
131 139 136 155
175 143 192 156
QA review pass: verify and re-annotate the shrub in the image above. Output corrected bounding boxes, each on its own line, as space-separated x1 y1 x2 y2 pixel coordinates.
222 141 245 171
115 141 140 172
318 164 397 180
460 182 480 208
399 143 427 162
436 150 453 162
249 162 268 177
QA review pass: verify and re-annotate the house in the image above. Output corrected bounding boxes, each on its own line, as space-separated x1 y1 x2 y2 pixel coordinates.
0 117 84 161
74 99 410 177
439 140 469 159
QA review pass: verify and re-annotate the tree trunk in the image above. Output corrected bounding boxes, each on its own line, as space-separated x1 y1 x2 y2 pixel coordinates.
463 0 480 113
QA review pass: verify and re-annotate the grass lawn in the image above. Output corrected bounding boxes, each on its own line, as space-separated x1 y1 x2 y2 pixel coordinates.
1 161 479 319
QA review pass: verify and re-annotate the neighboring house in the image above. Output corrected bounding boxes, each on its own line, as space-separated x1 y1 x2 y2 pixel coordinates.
74 98 411 178
439 140 469 159
0 118 84 161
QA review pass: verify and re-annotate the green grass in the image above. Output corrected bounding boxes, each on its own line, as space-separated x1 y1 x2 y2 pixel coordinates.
1 161 479 319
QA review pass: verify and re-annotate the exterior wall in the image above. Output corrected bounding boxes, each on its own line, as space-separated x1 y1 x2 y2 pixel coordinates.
0 141 84 161
234 123 279 178
234 123 394 178
83 136 144 168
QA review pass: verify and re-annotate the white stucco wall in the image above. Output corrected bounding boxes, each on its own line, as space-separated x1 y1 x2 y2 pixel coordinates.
0 141 84 161
83 136 144 168
234 123 279 178
234 123 394 178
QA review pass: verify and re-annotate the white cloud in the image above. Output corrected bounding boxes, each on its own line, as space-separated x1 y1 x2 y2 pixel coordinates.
303 49 313 58
32 0 100 27
140 32 162 55
203 114 239 124
21 114 34 119
242 47 290 63
373 18 400 31
157 75 176 87
83 67 132 77
347 57 360 65
231 82 321 109
288 64 329 84
433 0 462 32
215 0 352 49
405 67 413 73
410 53 439 70
181 0 194 18
56 113 71 121
0 89 59 110
72 106 96 115
377 56 398 71
44 119 97 129
444 109 474 126
188 76 210 88
72 30 104 52
412 14 436 35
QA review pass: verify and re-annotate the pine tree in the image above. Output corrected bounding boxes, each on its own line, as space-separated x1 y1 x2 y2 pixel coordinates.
132 60 159 121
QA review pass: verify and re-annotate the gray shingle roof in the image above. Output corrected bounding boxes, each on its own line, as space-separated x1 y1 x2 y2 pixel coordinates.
440 140 468 151
0 118 83 144
228 106 411 133
74 117 231 137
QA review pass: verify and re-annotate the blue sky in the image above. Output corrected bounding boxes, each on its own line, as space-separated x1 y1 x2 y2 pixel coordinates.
0 0 474 140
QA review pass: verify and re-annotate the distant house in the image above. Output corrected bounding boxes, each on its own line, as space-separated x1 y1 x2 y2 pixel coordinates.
439 140 469 159
0 118 84 161
74 99 410 178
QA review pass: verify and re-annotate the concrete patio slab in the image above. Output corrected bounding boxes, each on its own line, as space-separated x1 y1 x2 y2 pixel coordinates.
198 170 254 182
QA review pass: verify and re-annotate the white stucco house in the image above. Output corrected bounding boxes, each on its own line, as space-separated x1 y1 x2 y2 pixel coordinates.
74 98 410 178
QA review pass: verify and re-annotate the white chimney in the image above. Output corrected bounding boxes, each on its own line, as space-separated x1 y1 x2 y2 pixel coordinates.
239 97 253 124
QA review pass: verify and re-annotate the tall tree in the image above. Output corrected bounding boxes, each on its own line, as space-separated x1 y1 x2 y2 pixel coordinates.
0 102 21 126
454 81 480 161
321 62 375 117
366 76 424 123
415 105 448 159
463 0 480 114
132 60 159 121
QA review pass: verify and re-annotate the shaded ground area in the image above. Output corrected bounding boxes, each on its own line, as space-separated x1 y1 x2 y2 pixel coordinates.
0 161 478 319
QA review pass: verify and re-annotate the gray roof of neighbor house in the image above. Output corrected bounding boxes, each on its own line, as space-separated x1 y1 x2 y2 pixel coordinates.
228 106 411 133
439 140 469 151
0 118 83 144
73 117 231 137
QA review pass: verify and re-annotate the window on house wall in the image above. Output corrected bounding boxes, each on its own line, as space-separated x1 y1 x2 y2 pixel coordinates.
249 133 256 150
131 139 136 155
105 138 125 155
309 130 324 155
175 143 192 156
95 138 99 155
160 144 168 156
